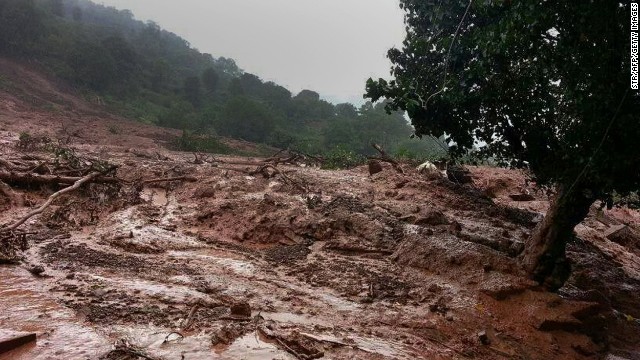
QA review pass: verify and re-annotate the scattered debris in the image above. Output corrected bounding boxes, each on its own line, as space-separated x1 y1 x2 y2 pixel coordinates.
2 172 105 232
0 104 637 359
105 339 159 360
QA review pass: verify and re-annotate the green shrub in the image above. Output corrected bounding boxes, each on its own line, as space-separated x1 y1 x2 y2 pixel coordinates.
171 130 231 154
322 146 365 170
16 132 51 151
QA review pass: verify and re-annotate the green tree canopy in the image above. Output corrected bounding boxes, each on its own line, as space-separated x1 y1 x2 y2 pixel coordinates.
183 76 202 107
201 67 219 94
366 0 640 289
217 96 276 143
0 0 44 54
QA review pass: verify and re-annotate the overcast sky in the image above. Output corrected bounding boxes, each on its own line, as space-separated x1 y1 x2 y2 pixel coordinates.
97 0 405 104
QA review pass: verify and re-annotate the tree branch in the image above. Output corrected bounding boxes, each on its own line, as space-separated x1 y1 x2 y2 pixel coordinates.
4 172 101 232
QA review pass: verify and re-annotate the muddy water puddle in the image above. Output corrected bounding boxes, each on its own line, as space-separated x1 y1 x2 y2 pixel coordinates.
0 266 110 359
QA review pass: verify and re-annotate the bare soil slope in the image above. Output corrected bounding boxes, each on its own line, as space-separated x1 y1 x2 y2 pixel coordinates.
0 58 639 360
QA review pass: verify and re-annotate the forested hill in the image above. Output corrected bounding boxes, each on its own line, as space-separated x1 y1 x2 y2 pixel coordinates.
0 0 445 160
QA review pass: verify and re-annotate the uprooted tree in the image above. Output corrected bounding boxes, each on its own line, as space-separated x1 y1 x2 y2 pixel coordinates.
366 1 640 290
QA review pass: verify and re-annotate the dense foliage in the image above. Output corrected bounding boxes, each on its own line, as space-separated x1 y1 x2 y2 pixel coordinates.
367 0 639 201
0 0 445 160
366 0 639 287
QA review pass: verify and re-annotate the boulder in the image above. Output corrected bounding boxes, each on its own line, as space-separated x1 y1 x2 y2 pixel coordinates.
368 160 383 175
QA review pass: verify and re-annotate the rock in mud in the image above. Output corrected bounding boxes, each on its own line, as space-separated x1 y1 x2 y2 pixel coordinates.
477 330 490 345
194 186 216 198
230 302 252 318
28 265 45 276
368 160 383 175
445 312 454 321
449 221 463 234
482 178 509 198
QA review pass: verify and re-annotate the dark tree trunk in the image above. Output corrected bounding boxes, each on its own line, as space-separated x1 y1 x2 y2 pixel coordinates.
519 185 595 290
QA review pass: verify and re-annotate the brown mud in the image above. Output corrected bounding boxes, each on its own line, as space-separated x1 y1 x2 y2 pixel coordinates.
1 58 639 359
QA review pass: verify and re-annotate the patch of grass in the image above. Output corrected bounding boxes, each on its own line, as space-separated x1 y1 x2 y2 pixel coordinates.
171 131 232 154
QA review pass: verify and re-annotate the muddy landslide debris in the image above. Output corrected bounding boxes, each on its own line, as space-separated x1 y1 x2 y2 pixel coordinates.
0 129 638 359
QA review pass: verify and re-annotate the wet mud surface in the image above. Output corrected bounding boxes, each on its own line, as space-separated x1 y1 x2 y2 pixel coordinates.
0 148 638 359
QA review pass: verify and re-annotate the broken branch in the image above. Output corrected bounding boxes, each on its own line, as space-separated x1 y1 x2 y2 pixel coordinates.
181 302 200 330
3 172 101 232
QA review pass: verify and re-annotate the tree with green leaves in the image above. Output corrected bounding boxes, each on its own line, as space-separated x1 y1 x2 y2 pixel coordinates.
47 0 64 17
217 96 276 143
201 67 219 94
183 76 202 107
366 1 639 289
67 41 116 90
102 35 139 89
71 5 82 21
335 103 358 118
0 0 44 54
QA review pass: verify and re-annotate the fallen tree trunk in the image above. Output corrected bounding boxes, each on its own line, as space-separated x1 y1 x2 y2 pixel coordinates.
0 171 119 186
3 172 102 232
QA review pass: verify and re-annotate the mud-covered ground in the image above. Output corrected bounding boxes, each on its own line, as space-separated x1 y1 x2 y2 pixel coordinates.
0 58 639 359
